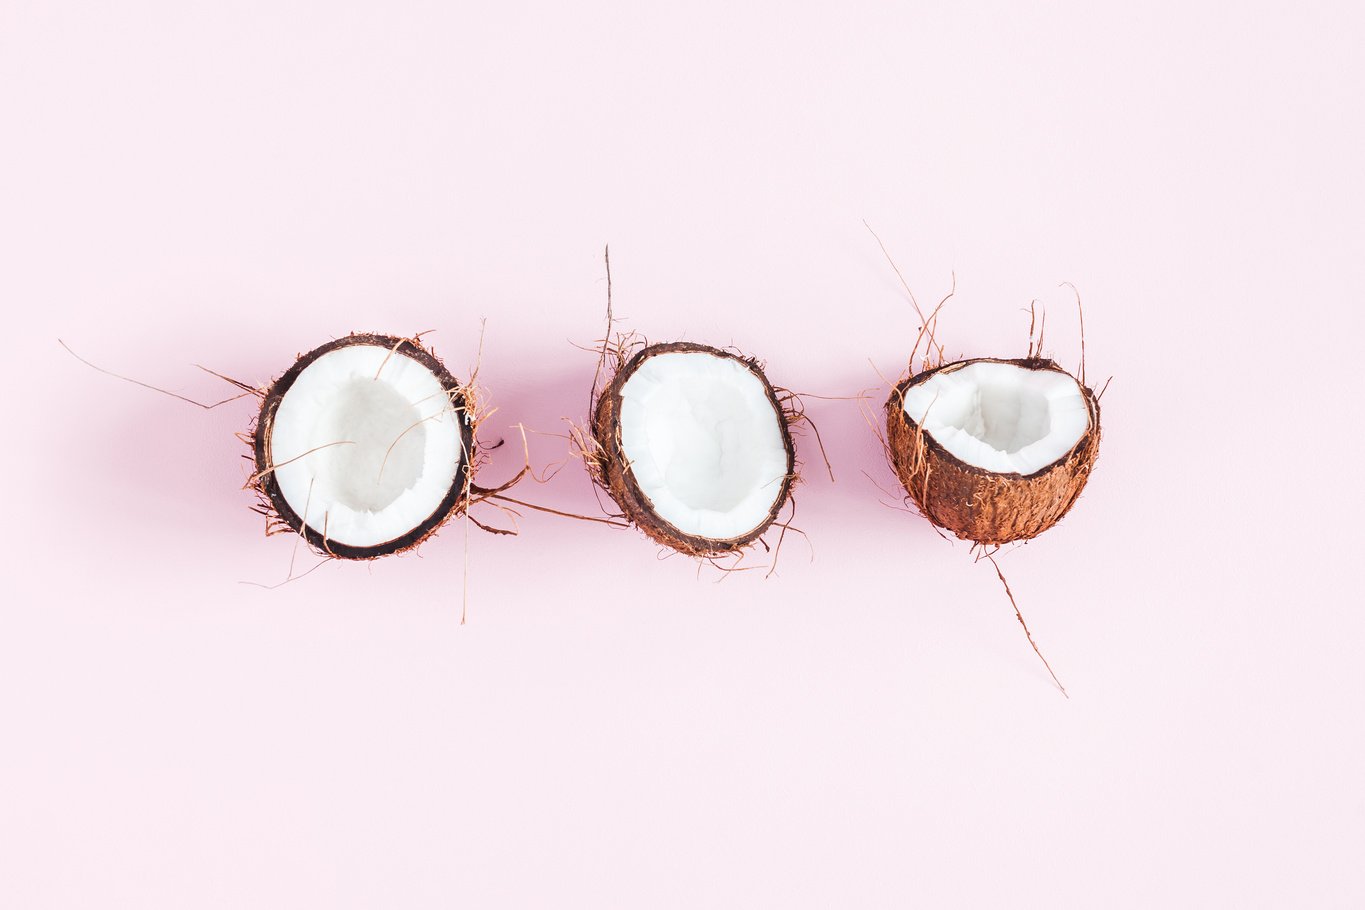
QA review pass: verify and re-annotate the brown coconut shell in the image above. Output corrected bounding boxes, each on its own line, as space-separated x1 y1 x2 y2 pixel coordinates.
591 341 797 556
251 333 476 560
886 357 1100 546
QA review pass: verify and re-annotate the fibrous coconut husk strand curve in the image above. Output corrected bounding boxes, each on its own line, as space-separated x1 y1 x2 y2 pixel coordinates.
1061 281 1086 388
447 322 521 624
762 494 815 579
59 339 264 409
906 274 955 375
1030 293 1109 404
1026 300 1047 360
466 422 628 530
374 329 435 381
577 245 645 521
453 321 500 623
461 304 632 531
774 388 835 483
979 546 1068 697
239 477 341 590
863 222 950 373
590 244 615 416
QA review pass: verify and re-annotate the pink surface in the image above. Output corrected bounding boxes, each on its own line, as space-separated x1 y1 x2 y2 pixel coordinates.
2 2 1362 907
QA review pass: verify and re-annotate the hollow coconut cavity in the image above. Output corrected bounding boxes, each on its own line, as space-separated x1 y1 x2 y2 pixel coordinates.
886 357 1100 545
592 342 796 555
251 334 475 559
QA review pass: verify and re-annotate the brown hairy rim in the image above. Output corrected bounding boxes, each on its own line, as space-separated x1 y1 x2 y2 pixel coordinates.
250 333 476 560
885 357 1101 546
591 341 797 556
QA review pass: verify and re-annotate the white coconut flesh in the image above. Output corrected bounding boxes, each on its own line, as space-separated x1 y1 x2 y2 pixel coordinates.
617 351 789 540
901 361 1090 475
269 345 465 548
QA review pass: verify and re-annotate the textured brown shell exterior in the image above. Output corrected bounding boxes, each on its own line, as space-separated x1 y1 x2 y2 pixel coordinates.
592 341 796 557
885 357 1100 545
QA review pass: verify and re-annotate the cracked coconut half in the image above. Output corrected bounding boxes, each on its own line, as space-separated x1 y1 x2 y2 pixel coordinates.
886 356 1100 545
591 341 796 556
251 333 475 559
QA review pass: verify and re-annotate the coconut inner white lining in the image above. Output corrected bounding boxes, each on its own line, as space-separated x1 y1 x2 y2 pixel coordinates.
618 351 789 541
270 344 464 548
901 361 1089 475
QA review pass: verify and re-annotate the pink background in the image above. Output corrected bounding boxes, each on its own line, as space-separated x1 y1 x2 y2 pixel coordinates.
2 1 1362 906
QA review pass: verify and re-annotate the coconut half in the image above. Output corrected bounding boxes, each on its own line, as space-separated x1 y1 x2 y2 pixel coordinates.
592 342 796 555
252 334 474 559
886 357 1100 545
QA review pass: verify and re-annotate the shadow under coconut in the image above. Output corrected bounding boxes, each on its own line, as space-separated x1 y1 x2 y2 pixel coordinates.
54 335 287 555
